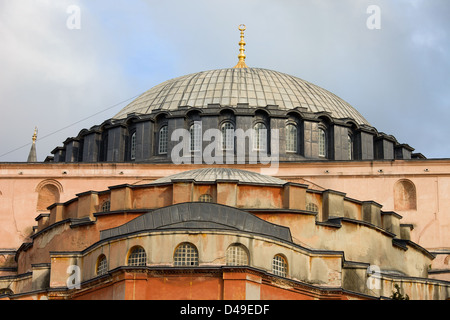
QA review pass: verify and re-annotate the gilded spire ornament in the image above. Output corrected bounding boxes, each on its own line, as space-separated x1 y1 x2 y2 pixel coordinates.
32 126 38 143
27 127 38 162
233 24 248 68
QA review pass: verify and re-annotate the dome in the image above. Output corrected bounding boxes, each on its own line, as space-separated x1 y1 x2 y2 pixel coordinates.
151 168 287 185
114 67 370 125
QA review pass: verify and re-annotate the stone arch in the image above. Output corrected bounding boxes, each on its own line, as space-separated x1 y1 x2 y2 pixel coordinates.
36 179 63 211
394 179 417 211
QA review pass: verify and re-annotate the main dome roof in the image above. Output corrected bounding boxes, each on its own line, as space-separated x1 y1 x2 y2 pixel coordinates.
114 67 370 125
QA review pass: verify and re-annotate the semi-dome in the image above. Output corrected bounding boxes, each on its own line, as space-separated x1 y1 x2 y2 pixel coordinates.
151 168 287 185
114 67 370 126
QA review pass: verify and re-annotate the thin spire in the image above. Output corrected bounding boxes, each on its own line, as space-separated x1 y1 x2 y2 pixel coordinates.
233 24 248 68
27 127 38 162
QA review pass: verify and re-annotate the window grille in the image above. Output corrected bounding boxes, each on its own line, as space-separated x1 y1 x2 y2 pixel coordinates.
253 123 267 151
348 135 353 160
319 129 326 157
199 194 213 202
306 203 318 213
101 200 110 212
189 123 202 152
97 255 108 276
159 126 168 154
272 254 288 277
286 124 297 152
226 244 249 266
127 246 147 266
221 122 235 150
130 132 136 160
174 243 199 266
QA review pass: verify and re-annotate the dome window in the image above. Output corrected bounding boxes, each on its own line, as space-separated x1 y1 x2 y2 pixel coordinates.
101 200 110 212
127 246 147 267
96 254 108 276
221 122 235 150
199 194 213 202
159 126 168 154
306 203 318 213
286 124 298 153
272 254 288 278
226 244 249 266
319 129 327 157
253 123 267 151
189 123 202 152
174 243 199 266
130 132 136 160
347 134 353 160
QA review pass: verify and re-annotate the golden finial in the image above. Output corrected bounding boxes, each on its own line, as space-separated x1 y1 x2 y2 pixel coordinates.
233 24 248 68
32 127 38 143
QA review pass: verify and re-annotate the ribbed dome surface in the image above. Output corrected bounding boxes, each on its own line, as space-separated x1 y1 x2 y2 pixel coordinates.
114 68 370 125
151 168 287 185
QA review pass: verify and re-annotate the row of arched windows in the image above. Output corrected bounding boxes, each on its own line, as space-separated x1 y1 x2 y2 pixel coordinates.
129 125 169 160
95 243 289 278
128 123 355 160
318 128 353 159
99 194 213 212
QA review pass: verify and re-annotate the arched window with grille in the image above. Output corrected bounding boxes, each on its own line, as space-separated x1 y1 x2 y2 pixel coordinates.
319 128 326 157
101 200 110 212
306 203 318 213
96 254 108 276
199 194 213 202
347 134 353 160
272 254 288 277
253 122 267 151
221 122 234 150
226 244 249 266
159 126 168 154
189 123 202 152
130 132 136 160
174 243 199 266
127 246 147 266
286 124 297 153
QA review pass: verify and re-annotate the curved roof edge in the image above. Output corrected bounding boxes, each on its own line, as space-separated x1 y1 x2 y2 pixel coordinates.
100 202 292 242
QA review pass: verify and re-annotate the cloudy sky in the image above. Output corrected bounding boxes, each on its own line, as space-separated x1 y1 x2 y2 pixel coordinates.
0 0 449 162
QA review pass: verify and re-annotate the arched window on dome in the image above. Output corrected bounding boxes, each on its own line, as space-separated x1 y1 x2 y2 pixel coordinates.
347 134 353 160
174 243 199 266
101 200 110 212
199 194 213 202
159 125 168 154
221 122 234 151
286 124 297 153
253 123 267 151
306 203 318 213
318 128 327 158
96 254 108 276
272 254 288 278
130 132 136 160
127 246 147 266
226 244 249 266
189 123 202 152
